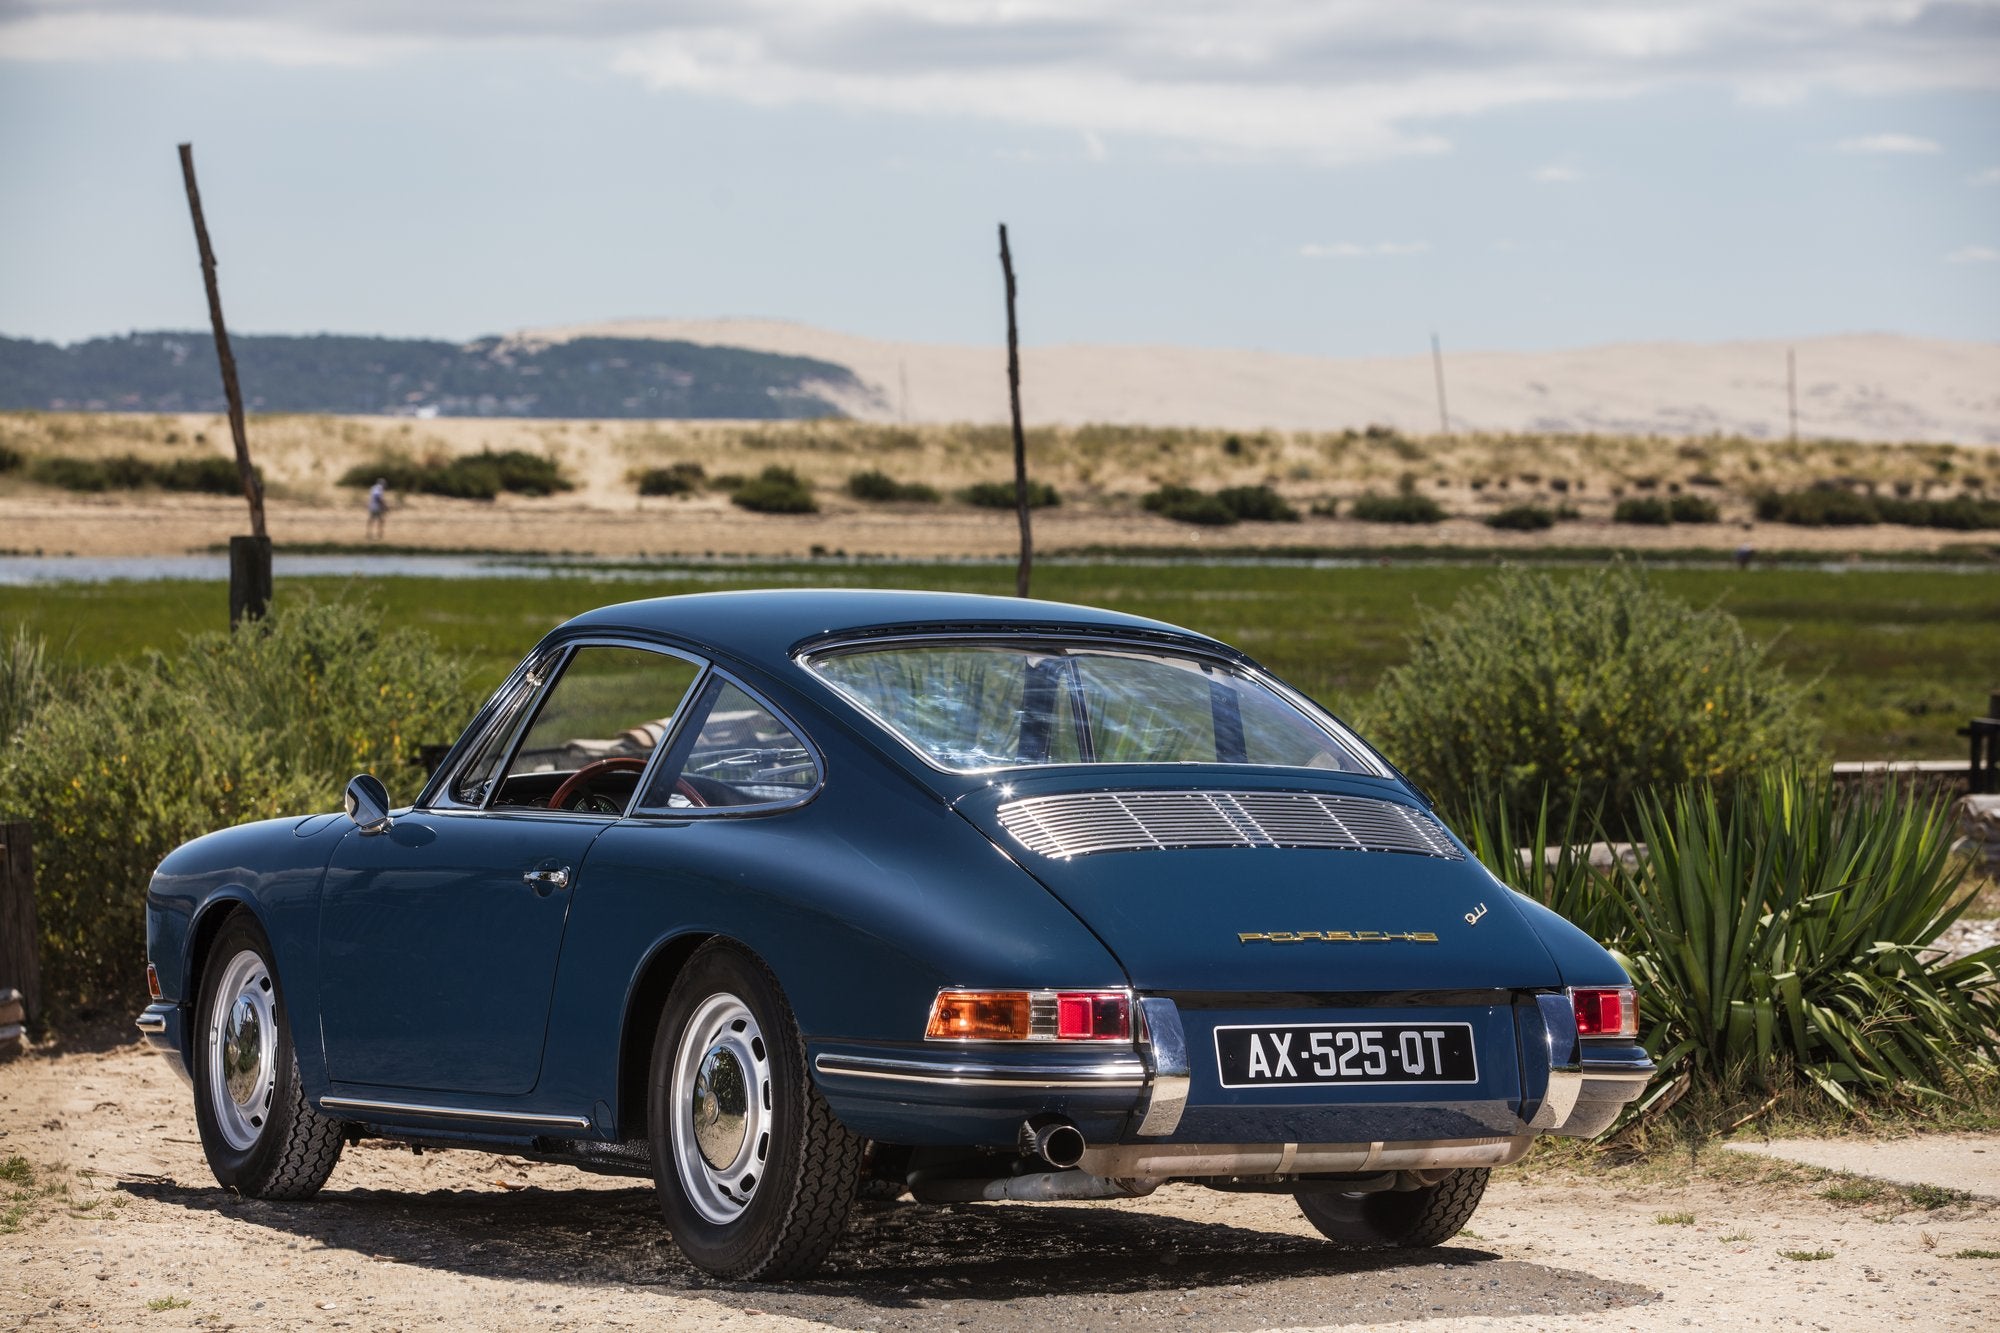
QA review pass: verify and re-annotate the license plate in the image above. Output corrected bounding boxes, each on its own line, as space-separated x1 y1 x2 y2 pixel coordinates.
1214 1022 1478 1088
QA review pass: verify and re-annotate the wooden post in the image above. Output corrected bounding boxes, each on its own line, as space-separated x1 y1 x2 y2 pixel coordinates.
999 223 1032 598
0 819 40 1030
1786 347 1798 444
178 142 271 624
1430 333 1451 437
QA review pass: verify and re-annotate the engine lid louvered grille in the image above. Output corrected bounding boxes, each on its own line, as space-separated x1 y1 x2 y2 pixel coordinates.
996 790 1462 862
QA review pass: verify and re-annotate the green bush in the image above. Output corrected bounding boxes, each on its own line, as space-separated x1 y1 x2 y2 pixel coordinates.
1367 564 1816 832
27 456 112 491
846 470 940 503
633 462 707 496
1214 485 1298 523
0 601 476 1018
1348 491 1446 523
1485 504 1557 532
732 465 818 514
1754 488 1877 527
1613 497 1672 525
21 454 242 494
1141 484 1237 526
339 450 572 501
962 480 1060 509
1668 495 1720 524
1462 772 2000 1112
0 442 23 473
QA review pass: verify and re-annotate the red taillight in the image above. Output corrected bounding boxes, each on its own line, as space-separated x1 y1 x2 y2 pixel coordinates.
927 989 1132 1041
1055 992 1131 1041
146 964 161 1000
1571 986 1638 1039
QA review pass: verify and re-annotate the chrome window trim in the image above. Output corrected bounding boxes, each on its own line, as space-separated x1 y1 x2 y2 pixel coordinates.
429 637 711 821
626 666 827 820
319 1095 592 1130
423 645 566 812
812 1053 1147 1089
796 632 1384 781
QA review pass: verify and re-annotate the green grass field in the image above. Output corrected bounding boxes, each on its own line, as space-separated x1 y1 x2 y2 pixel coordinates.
3 561 1993 760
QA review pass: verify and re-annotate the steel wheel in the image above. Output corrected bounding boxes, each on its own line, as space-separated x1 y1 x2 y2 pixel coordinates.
190 913 345 1199
204 949 279 1152
648 941 863 1280
668 992 774 1226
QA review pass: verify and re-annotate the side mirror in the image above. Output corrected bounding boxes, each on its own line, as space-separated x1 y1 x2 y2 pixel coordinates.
344 774 394 835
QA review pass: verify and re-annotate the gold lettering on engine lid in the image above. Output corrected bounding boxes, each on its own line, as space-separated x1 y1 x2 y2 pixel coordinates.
1237 930 1440 944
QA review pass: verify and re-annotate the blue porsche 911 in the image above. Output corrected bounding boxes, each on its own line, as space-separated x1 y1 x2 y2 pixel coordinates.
138 589 1651 1279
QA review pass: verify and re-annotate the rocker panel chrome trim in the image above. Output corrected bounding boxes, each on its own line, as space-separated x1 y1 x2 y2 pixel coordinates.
813 1053 1146 1088
319 1096 593 1130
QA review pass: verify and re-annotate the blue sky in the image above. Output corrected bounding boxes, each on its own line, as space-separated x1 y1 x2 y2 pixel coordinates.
1 1 1995 356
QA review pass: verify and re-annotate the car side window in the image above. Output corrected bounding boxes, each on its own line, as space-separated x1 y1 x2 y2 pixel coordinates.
448 662 552 807
489 646 702 814
639 679 819 812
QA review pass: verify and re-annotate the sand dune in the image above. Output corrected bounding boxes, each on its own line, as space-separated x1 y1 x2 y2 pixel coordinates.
516 318 2000 445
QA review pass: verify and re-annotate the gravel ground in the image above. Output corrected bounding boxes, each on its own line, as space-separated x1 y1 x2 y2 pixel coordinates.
3 1043 1998 1331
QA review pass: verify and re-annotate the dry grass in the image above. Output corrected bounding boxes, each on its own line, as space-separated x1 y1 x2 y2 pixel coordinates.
4 413 1997 523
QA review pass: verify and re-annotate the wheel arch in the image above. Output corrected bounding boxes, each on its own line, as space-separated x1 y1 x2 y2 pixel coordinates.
616 930 717 1138
183 891 264 1009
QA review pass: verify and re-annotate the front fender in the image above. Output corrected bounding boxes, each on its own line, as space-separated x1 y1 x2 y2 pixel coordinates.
144 811 347 1092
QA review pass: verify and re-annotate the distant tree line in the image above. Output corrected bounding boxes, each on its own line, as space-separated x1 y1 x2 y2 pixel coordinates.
0 332 860 420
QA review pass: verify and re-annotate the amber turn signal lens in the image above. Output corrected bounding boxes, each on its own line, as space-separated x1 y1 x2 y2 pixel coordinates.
146 963 161 1001
926 991 1032 1040
1570 985 1638 1039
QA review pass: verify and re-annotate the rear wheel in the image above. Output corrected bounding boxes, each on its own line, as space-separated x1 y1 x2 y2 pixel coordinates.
1296 1169 1489 1248
191 914 344 1199
648 942 862 1280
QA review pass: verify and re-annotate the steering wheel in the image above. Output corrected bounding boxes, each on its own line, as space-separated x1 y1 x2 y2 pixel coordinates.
549 756 648 812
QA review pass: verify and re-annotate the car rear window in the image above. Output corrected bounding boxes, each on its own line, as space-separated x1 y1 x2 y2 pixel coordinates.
804 641 1376 775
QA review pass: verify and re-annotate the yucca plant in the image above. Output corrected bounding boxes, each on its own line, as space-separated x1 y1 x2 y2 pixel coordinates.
1614 773 1998 1106
1458 771 2000 1114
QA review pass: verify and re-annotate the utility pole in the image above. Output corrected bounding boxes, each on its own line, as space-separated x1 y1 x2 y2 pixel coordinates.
1786 347 1798 444
1430 332 1451 436
177 142 270 625
899 359 910 425
998 223 1032 599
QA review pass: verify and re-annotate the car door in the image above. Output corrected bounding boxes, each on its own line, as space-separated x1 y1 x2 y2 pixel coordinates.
317 641 702 1096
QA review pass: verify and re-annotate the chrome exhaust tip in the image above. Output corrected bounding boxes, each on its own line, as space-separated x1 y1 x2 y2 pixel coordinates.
1023 1117 1086 1169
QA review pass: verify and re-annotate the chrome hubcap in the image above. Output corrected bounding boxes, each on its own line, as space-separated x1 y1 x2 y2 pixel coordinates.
205 949 278 1152
670 993 773 1225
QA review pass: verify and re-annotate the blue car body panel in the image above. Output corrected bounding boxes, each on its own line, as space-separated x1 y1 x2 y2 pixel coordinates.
142 587 1650 1163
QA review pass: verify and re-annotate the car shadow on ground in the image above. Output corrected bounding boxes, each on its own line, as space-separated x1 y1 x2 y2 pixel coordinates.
120 1177 1659 1330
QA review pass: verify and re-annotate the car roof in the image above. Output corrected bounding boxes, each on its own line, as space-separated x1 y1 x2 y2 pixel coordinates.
558 588 1232 663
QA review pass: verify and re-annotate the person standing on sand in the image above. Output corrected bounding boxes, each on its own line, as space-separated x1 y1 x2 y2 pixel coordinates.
366 477 389 540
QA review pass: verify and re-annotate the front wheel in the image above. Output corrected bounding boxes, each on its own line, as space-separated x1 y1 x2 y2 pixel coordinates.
1296 1169 1489 1248
191 914 344 1198
648 942 862 1280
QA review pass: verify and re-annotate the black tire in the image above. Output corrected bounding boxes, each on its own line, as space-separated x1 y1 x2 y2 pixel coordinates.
648 941 863 1280
1295 1169 1489 1248
191 913 344 1199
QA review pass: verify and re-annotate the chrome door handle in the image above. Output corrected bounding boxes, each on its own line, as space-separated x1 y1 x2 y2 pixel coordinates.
523 866 571 891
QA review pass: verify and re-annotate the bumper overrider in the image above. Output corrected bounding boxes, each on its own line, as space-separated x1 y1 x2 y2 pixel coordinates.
135 1001 193 1085
812 994 1654 1183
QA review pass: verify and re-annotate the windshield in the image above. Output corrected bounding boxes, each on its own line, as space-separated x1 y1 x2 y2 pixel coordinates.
805 641 1377 775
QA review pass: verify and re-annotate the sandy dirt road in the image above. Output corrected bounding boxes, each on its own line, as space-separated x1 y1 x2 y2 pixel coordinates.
3 1043 1997 1331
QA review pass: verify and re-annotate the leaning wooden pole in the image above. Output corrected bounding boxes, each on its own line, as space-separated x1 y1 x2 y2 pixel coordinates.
999 223 1032 598
1430 332 1451 437
178 143 271 624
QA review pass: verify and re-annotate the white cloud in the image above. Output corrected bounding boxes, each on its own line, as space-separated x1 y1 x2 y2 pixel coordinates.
1300 241 1431 259
3 3 1997 162
1532 164 1583 183
1970 166 2000 186
1945 245 1999 263
1836 132 1945 155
